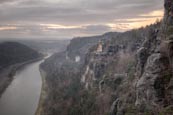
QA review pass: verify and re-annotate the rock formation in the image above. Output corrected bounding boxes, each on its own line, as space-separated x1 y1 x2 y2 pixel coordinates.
39 1 173 115
135 0 173 114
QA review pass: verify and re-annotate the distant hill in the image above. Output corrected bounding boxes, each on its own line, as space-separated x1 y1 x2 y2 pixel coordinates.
18 40 70 54
0 42 42 70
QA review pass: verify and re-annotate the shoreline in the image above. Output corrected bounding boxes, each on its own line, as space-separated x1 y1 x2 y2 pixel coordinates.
35 68 48 115
35 53 52 115
0 56 43 98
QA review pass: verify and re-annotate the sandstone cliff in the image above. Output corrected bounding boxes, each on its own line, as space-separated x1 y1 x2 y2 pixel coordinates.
40 1 173 115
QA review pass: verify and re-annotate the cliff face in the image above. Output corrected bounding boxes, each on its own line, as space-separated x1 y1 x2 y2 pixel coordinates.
134 1 173 114
42 32 119 79
40 1 173 115
81 23 162 115
40 33 118 115
81 1 173 114
79 1 173 114
81 28 146 90
66 32 118 65
40 24 162 115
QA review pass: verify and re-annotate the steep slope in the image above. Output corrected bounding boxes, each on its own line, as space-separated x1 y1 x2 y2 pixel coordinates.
39 1 173 115
39 32 119 115
81 1 173 115
40 24 159 115
42 32 119 74
66 32 118 65
80 23 161 115
134 0 173 114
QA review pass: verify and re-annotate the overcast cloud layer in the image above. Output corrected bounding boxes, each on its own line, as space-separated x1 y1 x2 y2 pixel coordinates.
0 0 164 40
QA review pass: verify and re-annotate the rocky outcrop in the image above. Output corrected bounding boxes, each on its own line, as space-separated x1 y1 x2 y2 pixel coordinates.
136 53 171 108
79 26 157 115
39 32 120 115
134 1 173 114
66 32 118 65
39 1 173 114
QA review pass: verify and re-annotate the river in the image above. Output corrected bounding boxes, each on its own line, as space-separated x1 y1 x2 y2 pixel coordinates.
0 59 44 115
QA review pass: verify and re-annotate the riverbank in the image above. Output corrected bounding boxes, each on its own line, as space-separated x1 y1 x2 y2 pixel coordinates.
35 68 48 115
0 56 43 98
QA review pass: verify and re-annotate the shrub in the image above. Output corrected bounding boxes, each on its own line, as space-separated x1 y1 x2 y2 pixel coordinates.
166 26 173 37
159 106 173 115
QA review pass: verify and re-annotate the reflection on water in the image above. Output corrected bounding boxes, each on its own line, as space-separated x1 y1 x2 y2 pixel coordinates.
0 60 43 115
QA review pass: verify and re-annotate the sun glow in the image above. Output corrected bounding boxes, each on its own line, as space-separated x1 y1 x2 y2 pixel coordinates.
40 24 82 29
0 27 17 31
140 10 163 17
107 10 164 31
130 10 163 29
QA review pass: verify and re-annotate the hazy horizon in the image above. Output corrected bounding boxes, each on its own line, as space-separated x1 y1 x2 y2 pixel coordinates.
0 0 164 40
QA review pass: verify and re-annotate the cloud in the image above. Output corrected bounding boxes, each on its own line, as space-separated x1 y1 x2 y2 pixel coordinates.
0 24 112 39
0 0 15 4
0 0 164 39
82 25 111 35
0 26 17 31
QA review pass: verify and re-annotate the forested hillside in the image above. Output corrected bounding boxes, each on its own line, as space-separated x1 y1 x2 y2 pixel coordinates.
0 42 42 97
0 42 42 70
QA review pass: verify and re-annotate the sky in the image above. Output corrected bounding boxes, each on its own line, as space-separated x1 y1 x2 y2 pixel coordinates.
0 0 164 40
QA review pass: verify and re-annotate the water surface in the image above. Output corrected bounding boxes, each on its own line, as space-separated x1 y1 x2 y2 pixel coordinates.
0 60 43 115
